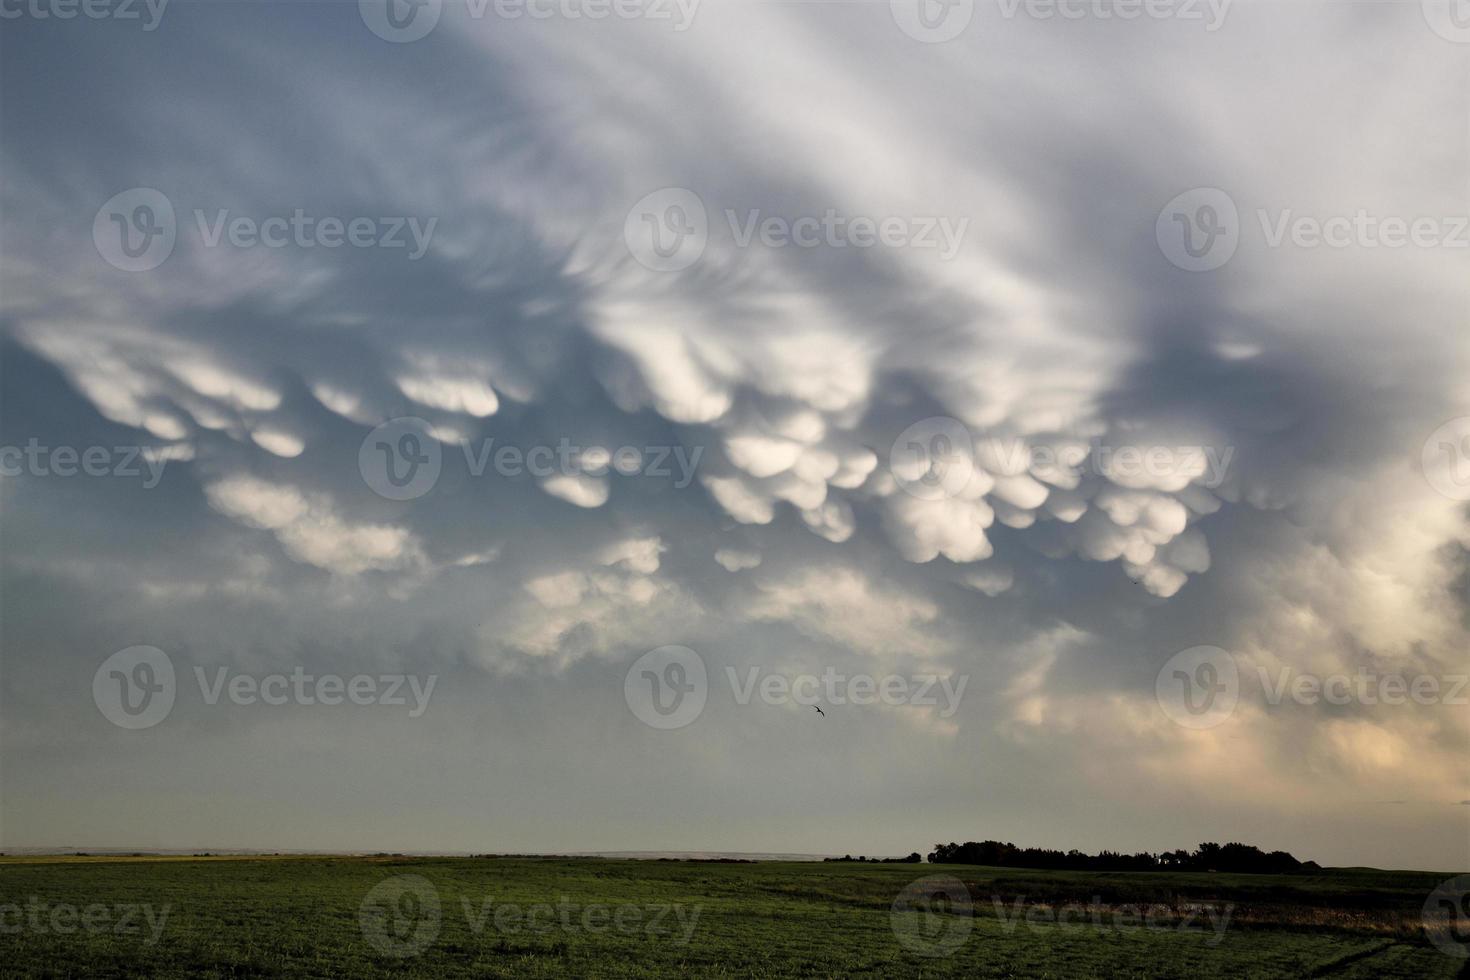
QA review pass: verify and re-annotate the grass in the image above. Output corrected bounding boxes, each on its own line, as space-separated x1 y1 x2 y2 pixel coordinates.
0 854 1464 977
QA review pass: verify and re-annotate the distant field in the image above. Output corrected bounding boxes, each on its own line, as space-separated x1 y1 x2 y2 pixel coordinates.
0 855 1465 977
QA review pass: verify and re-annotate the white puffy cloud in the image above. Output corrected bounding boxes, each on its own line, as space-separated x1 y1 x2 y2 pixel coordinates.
250 428 306 458
397 374 499 418
960 564 1014 597
503 535 683 664
741 566 940 658
883 494 994 564
541 473 611 509
714 548 762 572
204 476 426 577
598 535 665 575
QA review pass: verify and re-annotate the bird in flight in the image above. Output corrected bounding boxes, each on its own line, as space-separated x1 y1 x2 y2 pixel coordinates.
813 706 825 717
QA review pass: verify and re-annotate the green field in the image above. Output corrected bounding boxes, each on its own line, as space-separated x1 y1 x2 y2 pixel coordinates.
0 855 1464 977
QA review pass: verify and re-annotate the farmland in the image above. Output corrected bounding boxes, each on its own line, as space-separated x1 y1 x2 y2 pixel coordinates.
1 854 1465 977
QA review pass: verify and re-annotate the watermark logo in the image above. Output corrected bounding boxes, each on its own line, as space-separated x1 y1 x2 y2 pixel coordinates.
625 188 708 272
624 645 707 730
360 417 442 501
1155 645 1238 729
891 876 973 956
1423 0 1470 43
95 650 437 729
1157 187 1238 272
359 876 702 957
95 190 436 271
890 417 976 500
1158 648 1466 722
359 0 442 42
1161 188 1470 270
624 188 969 271
891 0 974 43
94 188 176 272
93 646 176 730
1422 418 1470 501
1423 875 1470 958
360 875 442 957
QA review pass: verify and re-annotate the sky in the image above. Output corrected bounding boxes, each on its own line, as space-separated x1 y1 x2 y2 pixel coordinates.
1 0 1468 872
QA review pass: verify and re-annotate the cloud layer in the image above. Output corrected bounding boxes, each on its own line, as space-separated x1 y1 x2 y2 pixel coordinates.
1 2 1467 869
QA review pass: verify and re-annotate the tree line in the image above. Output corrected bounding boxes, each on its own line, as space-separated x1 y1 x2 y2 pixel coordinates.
926 840 1319 873
824 853 923 864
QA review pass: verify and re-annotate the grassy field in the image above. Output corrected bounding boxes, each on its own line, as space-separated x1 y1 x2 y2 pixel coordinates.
0 854 1465 977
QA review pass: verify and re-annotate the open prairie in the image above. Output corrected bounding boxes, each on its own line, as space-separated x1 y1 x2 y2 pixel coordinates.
0 855 1463 978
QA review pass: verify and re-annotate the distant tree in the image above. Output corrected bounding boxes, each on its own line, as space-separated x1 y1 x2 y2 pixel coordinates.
927 838 1309 874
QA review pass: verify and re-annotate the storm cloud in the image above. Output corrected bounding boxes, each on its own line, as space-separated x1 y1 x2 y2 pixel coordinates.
1 1 1467 870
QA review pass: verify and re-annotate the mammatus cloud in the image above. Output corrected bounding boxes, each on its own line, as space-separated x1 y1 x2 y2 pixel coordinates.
713 548 761 572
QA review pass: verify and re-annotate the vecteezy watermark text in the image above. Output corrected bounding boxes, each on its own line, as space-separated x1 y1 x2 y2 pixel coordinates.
94 188 436 272
0 0 168 30
624 188 969 272
359 416 703 501
1155 645 1467 729
93 646 437 730
998 0 1230 29
1158 187 1470 271
1258 666 1467 708
0 900 169 945
622 645 968 730
992 895 1234 945
194 666 436 716
889 0 1229 43
887 877 1234 958
0 440 169 488
460 439 700 486
726 666 967 717
888 417 1233 501
358 0 699 44
192 209 436 259
724 209 968 259
358 875 701 958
